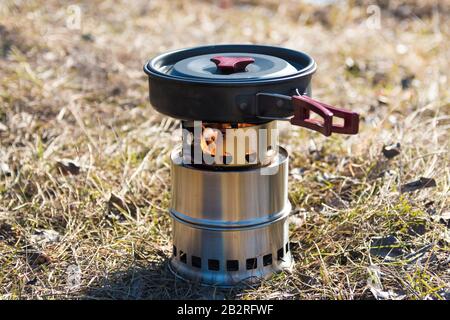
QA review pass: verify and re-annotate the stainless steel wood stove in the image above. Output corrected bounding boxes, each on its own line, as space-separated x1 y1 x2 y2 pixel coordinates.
144 45 359 286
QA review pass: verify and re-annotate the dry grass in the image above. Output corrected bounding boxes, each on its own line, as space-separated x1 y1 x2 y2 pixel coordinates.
0 0 449 300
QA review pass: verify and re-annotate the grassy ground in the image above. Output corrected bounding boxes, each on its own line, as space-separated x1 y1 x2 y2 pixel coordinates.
0 0 449 300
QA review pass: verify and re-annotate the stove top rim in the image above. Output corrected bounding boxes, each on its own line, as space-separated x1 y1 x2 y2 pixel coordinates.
171 146 288 172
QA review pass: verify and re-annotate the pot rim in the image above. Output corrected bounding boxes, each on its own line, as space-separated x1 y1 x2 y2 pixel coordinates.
143 44 317 86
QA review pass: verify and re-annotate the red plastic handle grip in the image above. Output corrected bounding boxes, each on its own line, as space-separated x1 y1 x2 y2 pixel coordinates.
211 56 255 74
290 95 359 136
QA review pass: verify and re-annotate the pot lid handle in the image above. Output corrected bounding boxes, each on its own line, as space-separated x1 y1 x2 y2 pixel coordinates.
211 56 255 74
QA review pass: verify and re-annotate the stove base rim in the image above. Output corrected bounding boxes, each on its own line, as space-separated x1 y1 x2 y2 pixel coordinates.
168 253 294 288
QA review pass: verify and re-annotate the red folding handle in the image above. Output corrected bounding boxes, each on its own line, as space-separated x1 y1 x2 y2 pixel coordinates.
290 95 359 136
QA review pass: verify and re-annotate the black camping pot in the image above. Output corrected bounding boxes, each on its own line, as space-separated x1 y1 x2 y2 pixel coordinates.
143 44 359 136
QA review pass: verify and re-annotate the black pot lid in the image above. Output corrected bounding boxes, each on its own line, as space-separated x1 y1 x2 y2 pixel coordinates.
145 44 316 84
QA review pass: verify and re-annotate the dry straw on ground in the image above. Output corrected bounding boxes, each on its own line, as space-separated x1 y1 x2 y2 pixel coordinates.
0 0 449 299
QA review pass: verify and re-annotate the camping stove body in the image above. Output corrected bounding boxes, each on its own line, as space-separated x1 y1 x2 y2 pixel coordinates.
143 44 360 286
168 121 293 286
